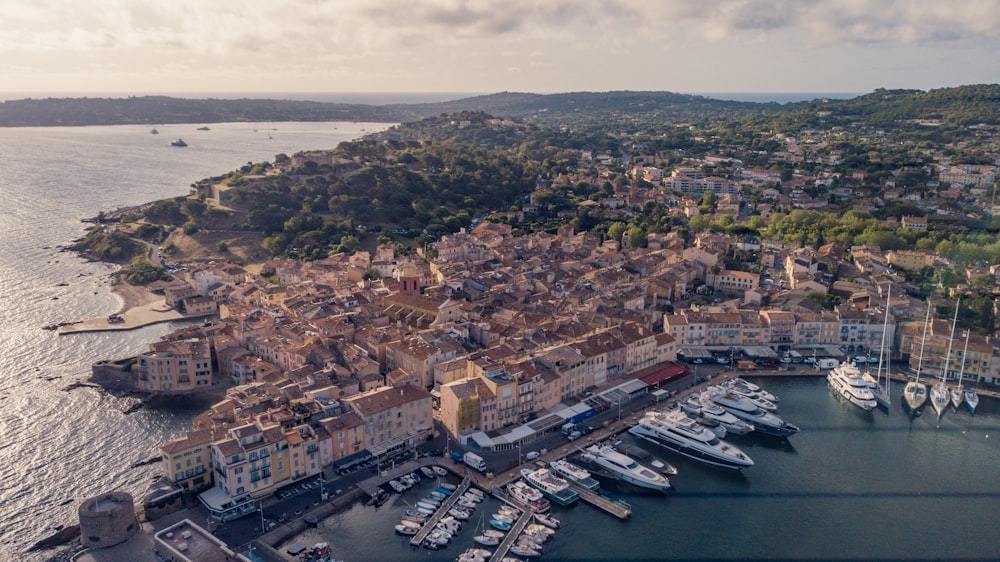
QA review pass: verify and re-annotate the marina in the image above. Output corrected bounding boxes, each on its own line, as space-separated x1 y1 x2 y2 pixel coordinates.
275 376 1000 560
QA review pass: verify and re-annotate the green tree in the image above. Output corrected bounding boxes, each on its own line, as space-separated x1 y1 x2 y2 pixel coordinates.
607 222 628 245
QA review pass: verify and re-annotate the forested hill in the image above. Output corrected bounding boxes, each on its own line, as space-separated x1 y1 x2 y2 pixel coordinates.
0 91 795 127
0 96 405 127
818 84 1000 126
1 85 997 128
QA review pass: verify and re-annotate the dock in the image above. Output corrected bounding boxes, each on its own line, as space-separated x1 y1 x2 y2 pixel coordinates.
486 504 534 562
409 475 473 547
566 481 631 519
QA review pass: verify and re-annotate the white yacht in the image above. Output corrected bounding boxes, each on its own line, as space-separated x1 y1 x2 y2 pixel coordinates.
863 285 893 409
579 444 672 492
629 410 754 470
724 378 779 410
520 468 579 506
549 459 600 490
707 387 800 437
827 361 878 411
506 480 551 513
681 393 755 435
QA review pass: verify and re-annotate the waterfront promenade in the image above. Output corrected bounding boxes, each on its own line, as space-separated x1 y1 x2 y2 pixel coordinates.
57 298 214 334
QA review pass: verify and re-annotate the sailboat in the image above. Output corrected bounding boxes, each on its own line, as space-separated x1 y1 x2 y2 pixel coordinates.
863 284 892 409
965 381 980 414
951 330 970 410
929 299 960 419
904 306 931 411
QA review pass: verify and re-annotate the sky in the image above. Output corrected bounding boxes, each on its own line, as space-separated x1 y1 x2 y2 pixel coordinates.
3 0 1000 99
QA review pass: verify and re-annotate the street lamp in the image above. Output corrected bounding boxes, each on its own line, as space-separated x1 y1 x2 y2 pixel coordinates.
259 503 265 536
517 441 522 467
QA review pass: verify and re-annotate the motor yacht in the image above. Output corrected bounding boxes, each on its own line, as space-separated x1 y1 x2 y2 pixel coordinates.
826 361 878 411
520 468 579 506
578 444 672 492
707 387 800 437
548 459 600 490
682 394 755 435
629 410 754 470
507 480 551 512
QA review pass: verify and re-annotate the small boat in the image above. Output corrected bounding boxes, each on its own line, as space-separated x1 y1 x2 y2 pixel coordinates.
491 512 514 525
439 482 458 491
490 518 512 531
435 486 456 496
303 513 318 525
397 519 421 530
388 480 405 493
409 471 421 483
150 128 159 134
484 529 505 539
414 504 435 515
533 512 561 529
420 466 436 478
394 523 418 535
459 491 482 502
416 501 439 511
399 474 415 488
449 507 471 520
196 126 210 131
169 138 187 147
510 545 541 557
966 389 980 414
433 465 448 477
402 513 427 524
427 491 447 501
474 534 500 546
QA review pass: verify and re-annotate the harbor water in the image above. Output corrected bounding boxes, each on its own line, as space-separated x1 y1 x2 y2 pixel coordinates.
290 377 1000 560
0 121 385 561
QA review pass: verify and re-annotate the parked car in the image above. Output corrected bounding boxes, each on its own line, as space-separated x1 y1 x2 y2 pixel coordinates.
525 451 540 460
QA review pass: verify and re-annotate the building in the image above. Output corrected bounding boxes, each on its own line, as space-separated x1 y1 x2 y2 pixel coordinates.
341 385 434 458
160 429 219 492
137 338 212 393
708 269 760 293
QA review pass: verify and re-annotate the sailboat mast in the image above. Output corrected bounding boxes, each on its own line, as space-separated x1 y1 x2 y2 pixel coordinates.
876 284 891 397
957 330 970 388
940 298 961 383
915 305 931 384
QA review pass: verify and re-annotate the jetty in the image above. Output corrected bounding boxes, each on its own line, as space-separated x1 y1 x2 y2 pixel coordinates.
566 481 631 519
486 503 534 562
409 475 473 547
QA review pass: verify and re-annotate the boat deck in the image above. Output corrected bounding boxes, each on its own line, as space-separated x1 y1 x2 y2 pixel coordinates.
549 486 579 505
572 475 601 490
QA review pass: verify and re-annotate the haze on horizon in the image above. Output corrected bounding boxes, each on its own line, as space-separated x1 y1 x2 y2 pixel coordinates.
4 0 999 98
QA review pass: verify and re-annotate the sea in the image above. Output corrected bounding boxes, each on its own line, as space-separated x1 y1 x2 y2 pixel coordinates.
0 121 386 561
2 121 999 562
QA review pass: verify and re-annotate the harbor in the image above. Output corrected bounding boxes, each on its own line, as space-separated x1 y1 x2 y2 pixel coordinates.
266 375 1000 561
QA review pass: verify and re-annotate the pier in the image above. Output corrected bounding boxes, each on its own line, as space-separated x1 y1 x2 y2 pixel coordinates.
566 481 631 519
486 506 534 562
409 475 472 547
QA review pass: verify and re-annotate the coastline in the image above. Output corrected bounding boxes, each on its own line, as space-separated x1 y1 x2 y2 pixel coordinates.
58 281 214 335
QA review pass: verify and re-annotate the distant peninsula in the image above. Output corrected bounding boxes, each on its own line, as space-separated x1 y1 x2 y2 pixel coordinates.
0 91 800 128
